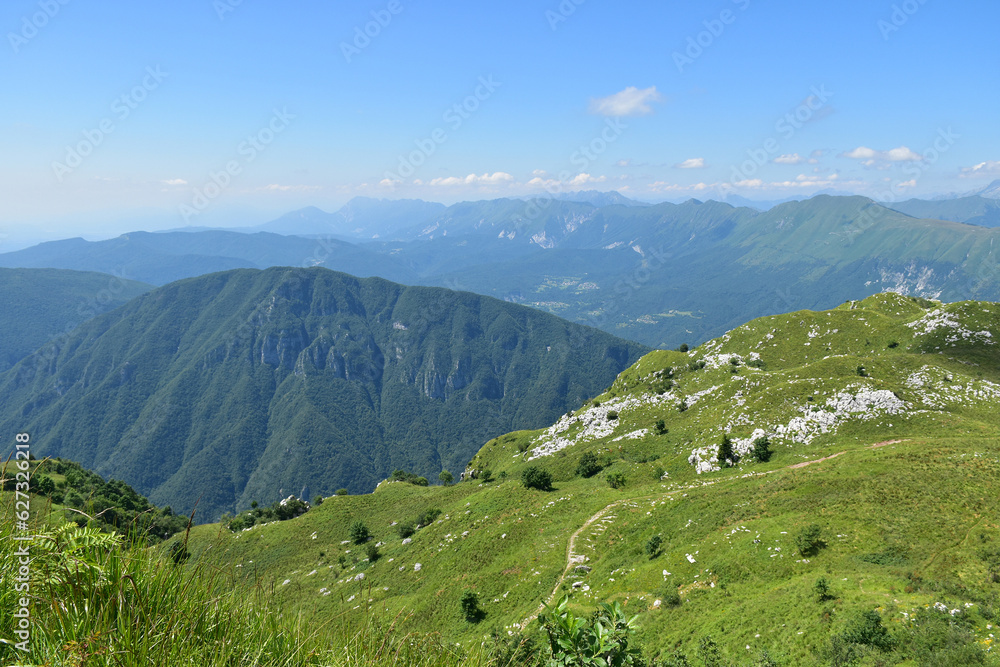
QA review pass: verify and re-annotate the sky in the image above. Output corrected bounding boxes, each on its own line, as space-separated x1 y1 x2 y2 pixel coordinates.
1 0 998 246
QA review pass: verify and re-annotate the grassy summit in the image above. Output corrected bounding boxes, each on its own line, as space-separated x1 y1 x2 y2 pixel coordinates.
178 293 1000 663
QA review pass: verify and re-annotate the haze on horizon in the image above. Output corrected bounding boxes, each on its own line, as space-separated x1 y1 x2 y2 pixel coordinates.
1 0 998 248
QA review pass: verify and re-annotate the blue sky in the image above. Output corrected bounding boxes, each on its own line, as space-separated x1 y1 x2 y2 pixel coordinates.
1 0 998 243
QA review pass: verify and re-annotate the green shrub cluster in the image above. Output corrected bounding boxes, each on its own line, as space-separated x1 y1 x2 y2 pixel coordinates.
2 458 187 544
226 496 309 532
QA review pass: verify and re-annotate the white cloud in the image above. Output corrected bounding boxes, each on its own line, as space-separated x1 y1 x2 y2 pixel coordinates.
960 161 1000 178
842 145 922 167
844 146 878 160
589 86 662 117
527 173 607 189
884 147 922 162
773 153 804 165
260 184 322 192
162 178 187 186
568 173 606 186
675 157 706 169
615 159 632 168
429 172 514 187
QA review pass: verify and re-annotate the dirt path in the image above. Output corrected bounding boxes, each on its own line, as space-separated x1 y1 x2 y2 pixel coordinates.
518 500 626 629
788 451 845 468
520 440 900 628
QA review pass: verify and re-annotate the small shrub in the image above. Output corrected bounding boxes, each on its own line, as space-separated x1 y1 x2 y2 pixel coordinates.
348 520 370 545
856 365 868 377
795 524 825 557
576 452 603 478
521 466 553 491
415 508 441 528
645 535 662 559
751 435 772 463
607 410 619 420
313 495 324 506
438 470 453 486
334 488 349 496
654 419 667 435
606 471 626 489
840 609 893 651
677 401 688 412
460 590 484 623
592 400 601 408
677 343 689 353
814 577 833 602
397 521 415 539
479 469 493 483
697 636 722 667
365 542 380 562
887 340 899 349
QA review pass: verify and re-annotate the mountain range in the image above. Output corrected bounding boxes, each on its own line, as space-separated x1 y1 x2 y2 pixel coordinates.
4 194 1000 353
0 267 646 520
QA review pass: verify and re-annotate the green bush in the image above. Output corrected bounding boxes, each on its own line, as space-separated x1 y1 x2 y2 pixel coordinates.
662 586 682 607
539 596 643 666
365 542 380 563
460 590 484 623
521 466 553 491
795 524 825 557
438 470 453 486
348 520 370 545
396 521 415 539
839 609 894 651
606 471 626 489
654 419 668 435
814 577 832 602
415 508 442 528
334 488 349 496
479 468 494 483
576 451 604 478
751 435 772 463
645 535 662 559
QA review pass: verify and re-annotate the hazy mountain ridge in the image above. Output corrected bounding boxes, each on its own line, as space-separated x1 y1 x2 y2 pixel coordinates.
5 195 1000 351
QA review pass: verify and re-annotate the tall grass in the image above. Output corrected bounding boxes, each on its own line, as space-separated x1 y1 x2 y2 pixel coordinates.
0 493 537 666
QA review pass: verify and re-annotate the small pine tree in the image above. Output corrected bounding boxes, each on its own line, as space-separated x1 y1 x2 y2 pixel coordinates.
717 435 736 467
814 576 832 602
460 590 484 623
654 419 667 435
751 435 772 463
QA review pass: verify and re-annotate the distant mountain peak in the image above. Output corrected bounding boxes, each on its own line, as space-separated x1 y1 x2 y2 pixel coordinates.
975 179 1000 200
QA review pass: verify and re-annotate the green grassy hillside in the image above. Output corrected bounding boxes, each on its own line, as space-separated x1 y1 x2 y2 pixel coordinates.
183 293 1000 664
0 267 646 521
